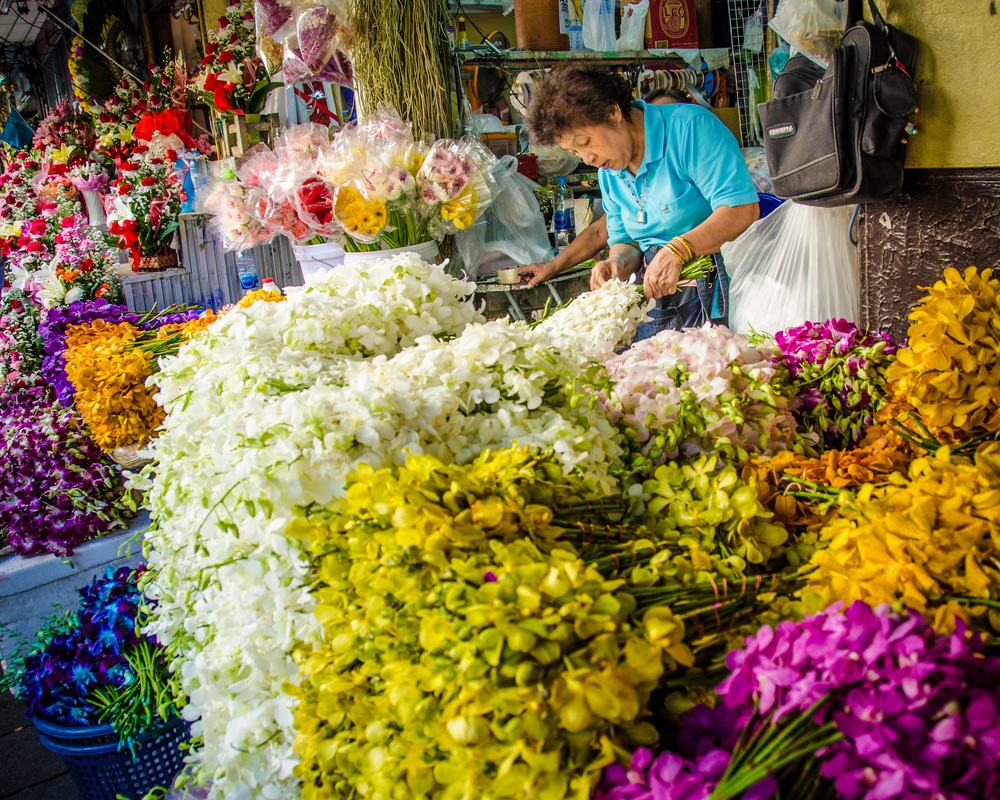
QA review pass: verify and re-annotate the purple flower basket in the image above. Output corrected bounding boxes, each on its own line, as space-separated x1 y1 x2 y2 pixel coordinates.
33 714 189 800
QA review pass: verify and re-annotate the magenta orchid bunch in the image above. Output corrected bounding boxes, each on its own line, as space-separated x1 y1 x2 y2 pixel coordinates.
767 319 899 449
600 602 1000 800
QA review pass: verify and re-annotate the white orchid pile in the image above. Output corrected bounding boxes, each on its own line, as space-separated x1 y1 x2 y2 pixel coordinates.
139 255 628 798
535 278 654 360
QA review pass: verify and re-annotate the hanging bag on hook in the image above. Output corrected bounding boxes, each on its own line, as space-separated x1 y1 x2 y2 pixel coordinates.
757 0 917 206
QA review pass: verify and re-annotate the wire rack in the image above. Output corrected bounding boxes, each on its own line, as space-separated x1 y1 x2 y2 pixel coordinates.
727 0 771 147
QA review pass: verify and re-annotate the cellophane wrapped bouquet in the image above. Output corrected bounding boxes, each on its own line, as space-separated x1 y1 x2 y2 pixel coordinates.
203 115 496 254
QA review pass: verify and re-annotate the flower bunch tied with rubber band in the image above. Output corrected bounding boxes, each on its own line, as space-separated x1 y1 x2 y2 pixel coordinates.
1 566 179 751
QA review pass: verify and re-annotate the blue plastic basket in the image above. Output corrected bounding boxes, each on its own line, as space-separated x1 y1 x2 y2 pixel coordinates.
33 715 189 800
757 192 785 219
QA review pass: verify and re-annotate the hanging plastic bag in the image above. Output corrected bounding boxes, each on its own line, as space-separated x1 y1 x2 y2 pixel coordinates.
582 0 616 52
743 3 765 53
768 0 848 67
455 157 551 278
724 201 858 334
616 0 648 51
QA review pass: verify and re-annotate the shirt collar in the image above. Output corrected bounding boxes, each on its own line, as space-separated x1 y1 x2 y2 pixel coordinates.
612 100 665 181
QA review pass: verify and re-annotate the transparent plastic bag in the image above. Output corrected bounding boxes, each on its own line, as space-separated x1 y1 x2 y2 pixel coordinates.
616 0 648 51
768 0 847 67
582 0 616 52
743 3 765 53
724 201 858 334
455 157 551 278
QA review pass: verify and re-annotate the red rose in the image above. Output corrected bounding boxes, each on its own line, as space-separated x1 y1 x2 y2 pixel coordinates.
121 162 138 172
24 241 44 254
219 17 229 29
297 177 335 227
10 299 22 312
219 50 235 64
60 216 75 229
28 218 47 236
118 183 133 195
141 176 157 187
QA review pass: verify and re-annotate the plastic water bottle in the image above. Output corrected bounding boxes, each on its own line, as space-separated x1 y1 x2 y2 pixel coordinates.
236 251 259 291
554 177 575 250
261 277 280 295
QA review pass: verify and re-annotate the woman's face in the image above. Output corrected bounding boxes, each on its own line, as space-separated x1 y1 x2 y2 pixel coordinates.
556 105 637 171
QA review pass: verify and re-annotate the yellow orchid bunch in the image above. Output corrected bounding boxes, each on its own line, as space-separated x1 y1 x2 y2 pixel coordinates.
800 444 1000 634
64 321 164 450
887 266 1000 438
289 447 797 800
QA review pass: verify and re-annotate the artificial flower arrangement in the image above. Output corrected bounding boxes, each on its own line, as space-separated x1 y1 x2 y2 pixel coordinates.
131 257 1000 800
106 152 185 271
192 0 282 116
92 53 188 160
0 386 133 556
203 116 497 254
1 566 181 750
31 97 95 163
9 213 124 309
0 150 81 256
0 287 44 394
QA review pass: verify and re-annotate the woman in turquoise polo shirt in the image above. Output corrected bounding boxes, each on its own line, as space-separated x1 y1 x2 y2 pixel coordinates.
526 65 759 336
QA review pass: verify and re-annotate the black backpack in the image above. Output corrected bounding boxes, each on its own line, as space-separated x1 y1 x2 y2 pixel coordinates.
757 0 918 206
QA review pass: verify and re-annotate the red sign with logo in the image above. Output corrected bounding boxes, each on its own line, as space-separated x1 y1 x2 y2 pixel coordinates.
644 0 699 50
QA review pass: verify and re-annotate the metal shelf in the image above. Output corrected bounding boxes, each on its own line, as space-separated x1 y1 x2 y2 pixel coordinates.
455 48 691 68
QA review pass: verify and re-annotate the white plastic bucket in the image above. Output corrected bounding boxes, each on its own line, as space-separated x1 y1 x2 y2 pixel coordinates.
293 241 346 280
341 240 440 268
81 190 107 228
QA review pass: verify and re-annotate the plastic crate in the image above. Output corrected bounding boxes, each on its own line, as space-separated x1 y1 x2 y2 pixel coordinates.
33 715 189 800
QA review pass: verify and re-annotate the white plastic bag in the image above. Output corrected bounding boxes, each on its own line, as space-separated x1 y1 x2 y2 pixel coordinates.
724 201 858 334
455 157 552 278
616 0 649 51
768 0 848 66
583 0 616 52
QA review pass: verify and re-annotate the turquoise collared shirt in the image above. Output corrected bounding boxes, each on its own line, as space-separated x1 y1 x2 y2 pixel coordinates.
598 101 759 251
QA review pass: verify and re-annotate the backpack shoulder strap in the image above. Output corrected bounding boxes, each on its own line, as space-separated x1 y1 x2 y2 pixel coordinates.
843 0 890 32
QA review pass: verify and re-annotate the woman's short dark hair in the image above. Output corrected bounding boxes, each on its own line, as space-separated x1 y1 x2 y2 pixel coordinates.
526 65 634 146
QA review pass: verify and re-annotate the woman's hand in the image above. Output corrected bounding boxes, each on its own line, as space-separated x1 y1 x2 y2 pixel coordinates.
518 259 562 288
643 247 684 300
590 248 640 290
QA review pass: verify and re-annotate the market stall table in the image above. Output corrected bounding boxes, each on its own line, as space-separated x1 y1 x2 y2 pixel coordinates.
0 513 148 664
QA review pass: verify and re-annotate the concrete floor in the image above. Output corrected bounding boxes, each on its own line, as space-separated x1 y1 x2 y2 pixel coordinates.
0 689 79 799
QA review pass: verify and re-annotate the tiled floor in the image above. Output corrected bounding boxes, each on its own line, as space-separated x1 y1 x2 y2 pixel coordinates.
0 689 79 799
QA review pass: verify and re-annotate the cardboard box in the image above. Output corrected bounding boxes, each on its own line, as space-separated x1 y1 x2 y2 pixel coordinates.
645 0 699 50
711 107 742 143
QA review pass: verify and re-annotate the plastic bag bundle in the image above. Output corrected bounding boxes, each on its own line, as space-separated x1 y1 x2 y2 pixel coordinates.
616 0 649 51
455 156 551 278
583 0 616 52
768 0 847 67
724 201 858 334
